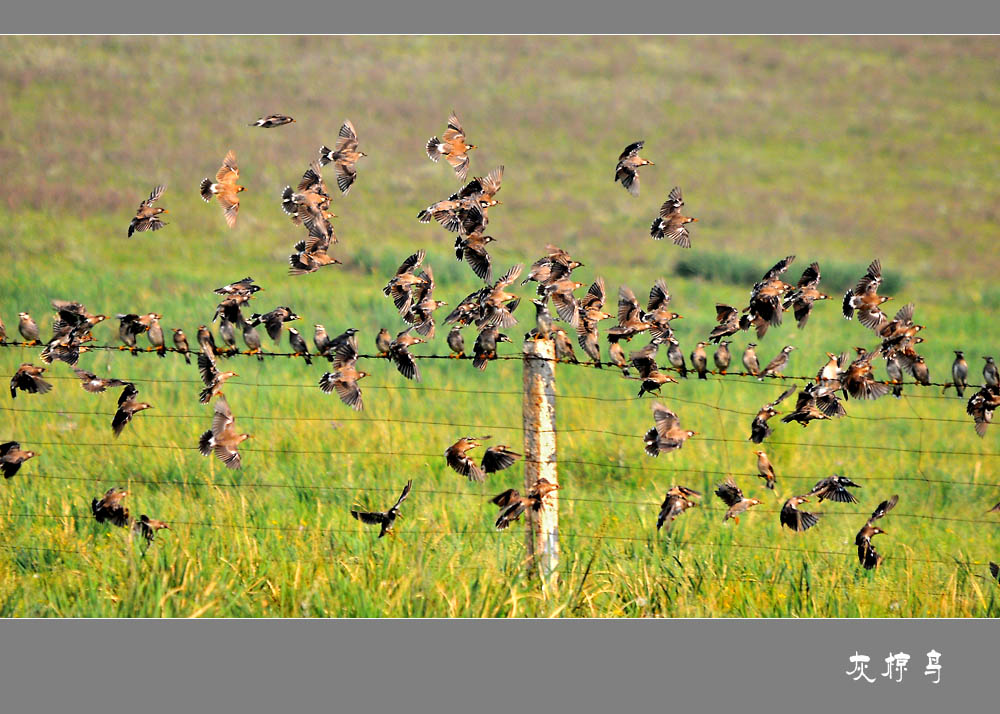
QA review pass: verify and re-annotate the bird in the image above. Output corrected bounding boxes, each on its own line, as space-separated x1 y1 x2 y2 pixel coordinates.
319 120 367 194
288 328 311 365
473 326 511 371
198 395 251 468
949 350 968 398
492 478 560 531
383 250 429 315
455 231 496 282
145 313 165 357
631 339 677 397
709 304 743 344
127 185 168 237
748 386 795 444
743 255 796 339
133 514 170 544
249 114 295 128
607 334 629 377
1 441 36 479
984 356 999 388
252 306 300 342
426 112 476 180
742 343 760 376
990 562 999 584
112 384 152 437
887 353 905 398
753 450 777 490
318 333 368 411
481 445 522 474
213 277 263 296
418 169 504 235
842 348 890 400
10 363 53 398
966 384 1000 437
781 383 838 427
713 341 732 375
529 299 554 342
240 317 264 361
172 329 191 364
447 325 466 359
445 436 487 482
690 342 708 380
0 316 6 343
313 324 332 357
808 474 862 503
856 495 898 570
197 352 238 404
643 402 696 456
782 262 829 328
649 186 697 246
91 487 130 527
352 480 413 538
71 368 130 394
116 313 148 354
196 325 219 357
761 345 795 378
842 259 892 331
714 478 762 524
656 485 700 531
666 337 687 378
18 312 40 344
779 494 821 532
402 266 448 339
388 328 424 381
200 150 245 228
614 140 653 196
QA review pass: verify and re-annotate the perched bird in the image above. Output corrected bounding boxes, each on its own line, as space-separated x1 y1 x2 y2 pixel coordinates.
145 313 165 357
10 363 53 398
808 474 862 504
447 325 466 359
314 324 332 357
761 345 795 379
842 259 892 331
252 306 300 342
18 312 40 344
249 114 295 128
529 299 554 342
91 487 130 527
657 485 700 532
666 337 687 378
632 339 677 397
127 184 168 238
749 385 795 443
318 334 368 411
649 186 697 246
481 445 522 474
241 317 264 361
714 478 762 524
713 341 732 375
198 395 251 468
369 328 390 358
607 334 629 377
426 112 476 181
319 120 367 194
1 441 36 479
288 328 311 365
112 384 152 437
753 450 777 490
782 262 829 328
71 368 130 394
856 494 898 570
196 325 219 357
492 478 560 531
643 402 696 456
779 494 821 532
116 313 147 354
552 328 578 364
133 514 170 544
690 341 708 380
949 350 968 398
984 356 999 388
197 352 238 404
886 353 905 398
742 343 760 376
445 436 487 482
172 329 191 364
614 140 653 196
352 480 413 538
966 384 1000 437
911 354 930 386
473 326 511 371
199 150 245 228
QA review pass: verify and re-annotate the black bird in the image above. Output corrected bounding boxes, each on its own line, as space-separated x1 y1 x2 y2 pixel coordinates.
950 350 968 398
351 480 413 538
288 328 312 365
91 487 130 527
779 494 821 532
473 326 510 371
1 441 36 479
808 474 862 503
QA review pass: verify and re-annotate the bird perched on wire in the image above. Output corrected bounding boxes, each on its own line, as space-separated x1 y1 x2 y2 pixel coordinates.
808 474 862 503
607 334 630 377
665 337 687 378
657 485 700 532
198 395 251 468
426 112 476 181
318 333 369 412
526 298 555 342
781 262 828 329
143 313 165 357
984 356 999 388
643 402 696 456
473 325 511 371
112 383 152 437
649 186 697 246
239 316 263 361
91 487 130 527
197 352 238 404
287 328 311 365
742 342 760 377
749 385 795 443
352 480 413 538
713 341 732 375
444 325 465 360
17 311 40 345
761 345 795 379
1 441 35 479
127 184 168 238
132 514 170 545
714 478 762 524
71 368 130 394
116 313 148 355
842 259 892 331
856 494 898 570
10 363 53 398
753 450 777 490
946 350 969 398
552 328 578 364
200 150 245 228
172 329 191 364
196 325 220 358
318 120 367 195
690 341 709 380
614 140 653 196
249 114 295 128
492 478 560 531
445 436 488 482
779 494 821 532
966 383 1000 437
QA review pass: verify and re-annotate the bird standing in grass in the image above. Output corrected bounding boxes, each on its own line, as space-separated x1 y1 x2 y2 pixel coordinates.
127 185 168 237
856 494 898 570
614 140 653 196
91 487 130 527
714 478 762 524
249 114 295 128
200 150 245 228
352 480 413 538
1 441 36 479
426 112 476 181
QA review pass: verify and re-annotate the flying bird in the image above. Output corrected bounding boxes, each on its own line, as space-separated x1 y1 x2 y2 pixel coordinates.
249 114 295 128
842 259 893 331
445 436 487 483
132 514 170 544
91 487 130 527
1 441 36 479
657 485 700 532
779 494 821 532
198 395 251 468
649 186 697 246
714 478 762 524
112 384 152 437
614 140 653 196
782 262 829 328
644 402 696 456
856 494 898 570
481 445 521 474
808 474 862 503
492 478 560 531
749 385 795 443
200 150 245 228
318 333 368 411
127 185 168 237
10 363 53 398
753 450 777 490
426 112 476 180
352 480 413 538
319 120 367 194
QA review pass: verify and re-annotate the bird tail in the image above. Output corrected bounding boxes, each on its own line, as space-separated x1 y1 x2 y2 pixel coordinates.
841 290 855 319
426 137 442 161
127 220 137 238
199 178 213 202
198 430 214 456
767 480 775 490
280 186 297 216
417 207 432 223
318 145 334 166
650 217 665 239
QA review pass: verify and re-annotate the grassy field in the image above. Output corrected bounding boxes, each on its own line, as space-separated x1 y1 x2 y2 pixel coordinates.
1 36 999 617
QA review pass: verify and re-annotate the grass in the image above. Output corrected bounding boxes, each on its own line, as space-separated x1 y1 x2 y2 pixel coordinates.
0 36 999 617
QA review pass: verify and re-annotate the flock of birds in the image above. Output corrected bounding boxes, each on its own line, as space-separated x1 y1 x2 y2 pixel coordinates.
2 110 999 580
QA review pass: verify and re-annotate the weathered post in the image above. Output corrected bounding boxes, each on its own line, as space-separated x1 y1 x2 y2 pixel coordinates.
523 338 559 587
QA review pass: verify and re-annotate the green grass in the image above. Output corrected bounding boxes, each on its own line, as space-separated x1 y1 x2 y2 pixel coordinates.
1 36 999 617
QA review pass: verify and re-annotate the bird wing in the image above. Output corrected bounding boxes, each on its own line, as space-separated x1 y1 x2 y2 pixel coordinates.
867 494 899 525
715 478 744 507
216 150 239 184
618 140 644 161
652 402 680 434
142 184 166 208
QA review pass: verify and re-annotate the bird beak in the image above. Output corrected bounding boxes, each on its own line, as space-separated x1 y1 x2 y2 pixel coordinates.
690 217 697 222
162 209 169 213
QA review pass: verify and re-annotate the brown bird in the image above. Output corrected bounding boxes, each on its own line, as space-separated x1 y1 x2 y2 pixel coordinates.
649 186 697 246
644 402 696 456
197 352 238 404
388 328 424 381
132 514 170 544
91 487 130 527
690 341 708 380
318 333 368 411
742 342 760 376
352 480 413 538
614 140 653 196
200 150 245 228
71 368 130 394
172 329 191 364
809 474 862 503
842 259 892 331
608 334 629 377
666 337 687 378
949 350 968 398
18 312 40 344
445 436 487 482
842 348 890 400
749 385 796 443
856 494 898 570
402 266 448 339
144 313 165 357
197 325 219 357
657 485 700 531
0 315 6 343
520 245 584 290
966 384 1000 437
319 120 367 194
417 171 503 235
214 276 263 296
249 114 295 128
1 441 36 479
713 341 732 374
10 363 53 398
112 384 152 437
613 285 651 339
753 450 777 490
198 395 251 468
447 325 466 359
632 339 677 397
781 382 843 427
374 328 393 357
779 494 821 532
426 112 476 181
288 223 342 276
481 445 522 474
761 345 795 378
782 262 829 328
709 304 743 344
127 184 168 238
492 478 560 531
383 250 429 314
985 356 999 388
714 478 762 524
281 162 334 232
